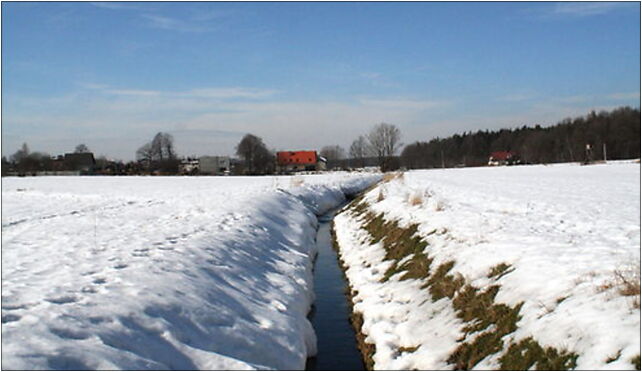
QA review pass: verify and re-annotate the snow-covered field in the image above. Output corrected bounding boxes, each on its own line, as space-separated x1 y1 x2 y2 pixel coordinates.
334 161 640 370
1 173 379 370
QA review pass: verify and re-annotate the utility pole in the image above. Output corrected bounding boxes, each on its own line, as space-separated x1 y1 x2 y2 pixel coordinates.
603 143 607 162
441 149 445 169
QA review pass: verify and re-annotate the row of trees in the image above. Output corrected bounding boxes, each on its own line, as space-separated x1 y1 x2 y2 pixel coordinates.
234 123 404 174
401 106 640 169
321 123 403 171
8 107 636 176
2 143 96 175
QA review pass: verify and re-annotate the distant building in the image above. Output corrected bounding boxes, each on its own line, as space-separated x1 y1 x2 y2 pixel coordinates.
52 155 66 171
276 151 326 173
180 158 200 175
488 151 518 166
64 152 95 172
199 156 230 175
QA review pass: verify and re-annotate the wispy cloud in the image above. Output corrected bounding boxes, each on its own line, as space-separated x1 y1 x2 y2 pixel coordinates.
358 98 449 110
497 93 536 103
141 13 223 33
552 2 624 17
559 92 641 104
359 72 382 80
82 84 279 100
181 88 279 99
558 94 593 104
608 92 640 100
105 89 162 97
92 2 228 33
91 2 142 11
521 2 635 20
498 92 640 105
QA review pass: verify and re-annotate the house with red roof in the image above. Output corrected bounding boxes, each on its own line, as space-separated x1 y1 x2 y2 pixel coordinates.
276 151 326 173
488 151 519 166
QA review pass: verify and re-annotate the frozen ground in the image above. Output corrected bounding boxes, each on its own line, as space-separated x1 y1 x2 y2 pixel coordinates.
1 173 379 370
334 161 640 370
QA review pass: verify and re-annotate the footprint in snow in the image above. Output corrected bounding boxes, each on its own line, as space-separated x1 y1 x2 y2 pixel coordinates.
45 295 78 305
88 316 108 324
2 303 30 310
132 248 150 257
113 263 128 270
49 327 90 340
1 313 21 323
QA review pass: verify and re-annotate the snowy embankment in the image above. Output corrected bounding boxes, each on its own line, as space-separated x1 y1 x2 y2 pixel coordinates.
1 173 379 370
334 161 640 370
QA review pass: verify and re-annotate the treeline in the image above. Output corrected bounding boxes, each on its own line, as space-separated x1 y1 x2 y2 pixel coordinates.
401 106 640 169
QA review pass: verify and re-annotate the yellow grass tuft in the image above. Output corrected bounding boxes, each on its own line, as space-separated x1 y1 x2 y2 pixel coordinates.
382 172 404 183
598 263 640 309
408 192 423 206
290 176 305 187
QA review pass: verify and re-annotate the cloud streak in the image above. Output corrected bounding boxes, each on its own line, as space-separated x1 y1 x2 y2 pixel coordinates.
608 92 640 100
141 14 217 33
91 2 142 11
519 2 635 20
83 84 279 100
92 2 228 33
552 2 624 17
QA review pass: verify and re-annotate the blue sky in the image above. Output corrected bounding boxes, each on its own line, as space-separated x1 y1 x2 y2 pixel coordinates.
2 2 640 161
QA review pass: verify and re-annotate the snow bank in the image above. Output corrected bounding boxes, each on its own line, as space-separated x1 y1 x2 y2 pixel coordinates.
1 173 379 370
334 161 640 370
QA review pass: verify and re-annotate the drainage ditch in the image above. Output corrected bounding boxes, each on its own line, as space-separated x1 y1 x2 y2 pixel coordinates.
306 210 364 371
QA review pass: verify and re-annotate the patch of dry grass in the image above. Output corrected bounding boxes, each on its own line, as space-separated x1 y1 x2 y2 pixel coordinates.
499 337 578 370
377 188 385 202
598 263 640 309
434 199 446 211
342 191 578 371
290 176 305 187
408 192 423 206
398 345 419 354
631 354 640 370
382 172 404 183
488 263 515 280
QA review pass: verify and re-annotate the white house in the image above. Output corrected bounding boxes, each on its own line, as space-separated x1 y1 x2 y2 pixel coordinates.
199 156 230 175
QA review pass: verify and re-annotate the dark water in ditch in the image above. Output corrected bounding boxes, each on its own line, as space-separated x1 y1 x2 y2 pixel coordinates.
306 212 365 371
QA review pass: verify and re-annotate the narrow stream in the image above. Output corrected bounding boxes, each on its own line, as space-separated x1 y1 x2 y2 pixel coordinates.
306 210 364 370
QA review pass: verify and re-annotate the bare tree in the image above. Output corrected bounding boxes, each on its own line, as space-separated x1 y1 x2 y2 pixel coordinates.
367 123 402 171
10 143 30 163
136 132 178 173
136 143 154 163
162 134 176 160
150 132 176 161
1 156 10 177
75 144 90 153
349 135 369 168
236 134 272 174
320 145 345 169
